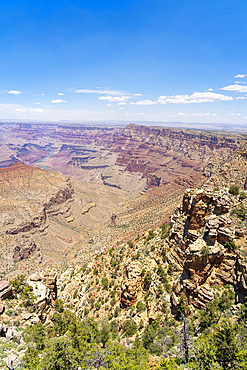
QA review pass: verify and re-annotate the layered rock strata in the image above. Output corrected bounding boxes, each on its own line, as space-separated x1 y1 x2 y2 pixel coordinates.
167 182 247 309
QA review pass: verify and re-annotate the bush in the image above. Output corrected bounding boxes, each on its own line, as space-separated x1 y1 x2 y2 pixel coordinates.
229 184 239 196
136 301 146 313
156 358 178 369
144 271 152 290
161 223 171 239
177 294 189 317
122 319 137 336
225 240 237 252
231 204 247 220
127 241 134 248
11 275 36 308
239 191 247 201
101 277 109 290
54 299 64 313
167 264 174 275
157 284 164 296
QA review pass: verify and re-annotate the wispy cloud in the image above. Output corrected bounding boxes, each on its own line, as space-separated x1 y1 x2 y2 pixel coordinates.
234 81 246 84
171 112 218 117
158 91 233 104
75 88 126 95
134 93 142 96
236 96 247 100
8 90 21 95
117 102 126 105
98 95 131 102
130 100 157 105
58 93 64 95
234 74 247 78
221 84 247 93
51 99 67 103
32 108 43 113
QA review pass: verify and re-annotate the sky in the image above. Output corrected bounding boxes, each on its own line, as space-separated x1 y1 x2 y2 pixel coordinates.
1 0 247 126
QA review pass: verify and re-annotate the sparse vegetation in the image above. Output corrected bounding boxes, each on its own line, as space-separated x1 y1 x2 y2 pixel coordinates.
229 184 239 196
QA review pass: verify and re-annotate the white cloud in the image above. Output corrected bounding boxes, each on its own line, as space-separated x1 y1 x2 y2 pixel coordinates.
158 91 233 104
234 74 247 78
207 88 213 91
32 108 43 113
119 107 125 110
41 94 45 96
137 113 145 116
236 96 247 100
98 95 130 102
58 93 64 95
229 112 241 116
221 84 247 93
14 108 26 112
51 99 67 103
35 102 41 105
131 100 157 105
173 112 186 116
75 88 125 95
234 81 246 84
171 112 218 118
117 102 126 105
134 93 142 96
106 103 112 106
8 90 21 95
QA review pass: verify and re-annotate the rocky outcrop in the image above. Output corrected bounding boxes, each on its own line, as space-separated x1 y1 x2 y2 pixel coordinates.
28 270 57 322
12 235 39 263
0 281 13 299
120 261 143 307
167 182 247 309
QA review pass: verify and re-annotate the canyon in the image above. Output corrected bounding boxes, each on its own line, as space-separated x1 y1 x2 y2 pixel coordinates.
0 122 246 279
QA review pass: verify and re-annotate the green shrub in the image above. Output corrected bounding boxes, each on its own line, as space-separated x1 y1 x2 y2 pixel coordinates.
136 301 146 313
127 241 134 248
225 240 237 252
229 184 239 196
239 191 247 201
167 264 174 275
231 204 247 220
54 299 64 313
95 302 101 310
122 319 137 336
157 284 164 297
114 306 120 317
101 277 109 290
144 271 152 290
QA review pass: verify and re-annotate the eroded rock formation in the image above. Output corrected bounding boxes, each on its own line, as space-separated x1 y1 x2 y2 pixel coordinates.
167 182 247 309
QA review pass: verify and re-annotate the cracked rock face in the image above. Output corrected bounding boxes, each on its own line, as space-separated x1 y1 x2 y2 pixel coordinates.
167 182 247 309
27 270 57 323
120 261 143 308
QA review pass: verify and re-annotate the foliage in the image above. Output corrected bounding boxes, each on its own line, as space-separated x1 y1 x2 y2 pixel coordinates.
161 222 171 240
231 203 247 220
54 299 64 313
101 277 109 290
156 358 178 369
122 319 137 337
11 275 36 309
144 271 152 290
176 294 189 318
229 184 239 196
136 300 146 313
239 191 247 201
142 320 159 350
224 240 237 252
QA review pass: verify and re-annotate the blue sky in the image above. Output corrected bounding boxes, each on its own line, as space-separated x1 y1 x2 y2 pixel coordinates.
1 0 247 125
